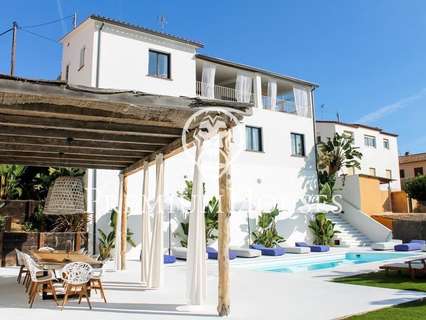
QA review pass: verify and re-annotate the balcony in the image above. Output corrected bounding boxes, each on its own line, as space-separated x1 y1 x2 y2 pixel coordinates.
262 96 296 114
196 81 254 103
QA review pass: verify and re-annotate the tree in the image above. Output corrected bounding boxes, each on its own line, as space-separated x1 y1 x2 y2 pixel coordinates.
317 133 362 203
404 175 426 204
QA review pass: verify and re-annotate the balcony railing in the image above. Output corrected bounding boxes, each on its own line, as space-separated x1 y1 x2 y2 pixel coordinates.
262 96 296 114
196 81 254 103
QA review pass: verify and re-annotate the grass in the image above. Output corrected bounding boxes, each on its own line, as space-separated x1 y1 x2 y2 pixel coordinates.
334 271 426 319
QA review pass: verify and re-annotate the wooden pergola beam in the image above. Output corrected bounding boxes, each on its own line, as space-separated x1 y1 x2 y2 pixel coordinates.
0 113 182 138
0 151 135 163
0 135 163 152
0 158 126 170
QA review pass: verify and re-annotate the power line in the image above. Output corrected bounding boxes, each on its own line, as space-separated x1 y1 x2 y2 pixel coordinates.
19 28 58 44
0 28 12 37
20 15 74 29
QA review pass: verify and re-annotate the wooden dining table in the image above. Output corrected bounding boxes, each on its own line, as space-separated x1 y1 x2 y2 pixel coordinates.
30 250 102 300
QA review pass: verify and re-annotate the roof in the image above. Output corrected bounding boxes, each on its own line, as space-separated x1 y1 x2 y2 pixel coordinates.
399 152 426 164
0 74 252 175
196 54 319 88
358 174 395 184
63 15 204 48
316 120 398 137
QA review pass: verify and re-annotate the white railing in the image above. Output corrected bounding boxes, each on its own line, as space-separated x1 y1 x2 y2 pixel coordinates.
196 81 254 103
262 96 297 114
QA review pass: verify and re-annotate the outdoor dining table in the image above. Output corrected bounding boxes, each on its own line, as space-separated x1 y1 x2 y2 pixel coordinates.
30 250 102 300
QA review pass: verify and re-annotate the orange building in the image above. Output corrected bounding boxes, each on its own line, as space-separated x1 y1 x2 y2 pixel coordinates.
399 152 426 182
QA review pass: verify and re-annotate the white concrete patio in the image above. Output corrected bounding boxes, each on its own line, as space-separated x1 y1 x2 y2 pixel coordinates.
1 249 425 320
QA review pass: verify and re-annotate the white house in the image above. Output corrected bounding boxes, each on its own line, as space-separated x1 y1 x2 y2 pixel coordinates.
60 15 319 258
316 121 401 191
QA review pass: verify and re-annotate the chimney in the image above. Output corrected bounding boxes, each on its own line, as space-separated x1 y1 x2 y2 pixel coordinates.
405 151 410 156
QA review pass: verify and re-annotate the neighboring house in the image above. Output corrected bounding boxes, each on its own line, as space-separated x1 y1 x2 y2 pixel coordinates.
316 121 401 191
60 15 319 257
399 152 426 182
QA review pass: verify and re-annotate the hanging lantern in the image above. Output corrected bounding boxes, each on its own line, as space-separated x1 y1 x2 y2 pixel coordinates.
43 176 85 215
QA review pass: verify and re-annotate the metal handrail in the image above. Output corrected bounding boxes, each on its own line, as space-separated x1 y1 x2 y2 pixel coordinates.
196 81 254 103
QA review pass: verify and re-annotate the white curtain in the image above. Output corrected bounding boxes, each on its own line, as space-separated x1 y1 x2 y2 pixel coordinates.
148 154 164 288
293 86 311 117
201 63 216 99
235 74 253 103
114 173 123 271
186 139 207 305
140 161 151 285
267 80 277 110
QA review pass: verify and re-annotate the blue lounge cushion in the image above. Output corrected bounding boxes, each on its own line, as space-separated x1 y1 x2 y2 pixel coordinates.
410 240 426 245
206 247 237 260
295 242 329 252
395 242 422 251
249 244 285 256
163 255 176 264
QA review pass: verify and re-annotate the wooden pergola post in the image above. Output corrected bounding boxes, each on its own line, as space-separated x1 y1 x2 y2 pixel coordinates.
217 128 231 316
120 174 128 270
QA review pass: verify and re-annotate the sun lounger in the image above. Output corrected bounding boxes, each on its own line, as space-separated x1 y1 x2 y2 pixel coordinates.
372 240 403 251
281 246 310 254
395 240 426 251
295 242 330 252
380 257 426 279
229 246 261 258
171 247 188 260
206 247 237 260
249 244 285 256
163 255 176 264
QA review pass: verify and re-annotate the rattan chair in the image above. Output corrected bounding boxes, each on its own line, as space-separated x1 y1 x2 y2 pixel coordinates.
61 262 93 310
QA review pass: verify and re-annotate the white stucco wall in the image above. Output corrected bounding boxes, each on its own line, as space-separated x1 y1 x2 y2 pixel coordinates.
316 122 401 191
90 108 317 259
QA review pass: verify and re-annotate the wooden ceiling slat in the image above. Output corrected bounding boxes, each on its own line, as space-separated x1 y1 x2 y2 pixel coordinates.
0 158 126 170
0 113 182 138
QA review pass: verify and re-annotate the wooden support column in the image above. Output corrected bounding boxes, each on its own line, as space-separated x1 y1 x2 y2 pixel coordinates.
217 128 231 316
120 174 128 270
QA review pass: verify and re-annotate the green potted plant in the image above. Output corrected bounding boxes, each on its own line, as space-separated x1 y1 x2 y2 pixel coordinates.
308 212 340 245
251 205 285 248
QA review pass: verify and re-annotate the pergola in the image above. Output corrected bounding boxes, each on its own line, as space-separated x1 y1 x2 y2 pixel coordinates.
0 74 252 316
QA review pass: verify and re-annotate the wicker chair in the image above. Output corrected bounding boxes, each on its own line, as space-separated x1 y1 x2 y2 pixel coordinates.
24 254 58 308
61 262 93 310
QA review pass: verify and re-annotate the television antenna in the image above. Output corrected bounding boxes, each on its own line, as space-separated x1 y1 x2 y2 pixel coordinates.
158 16 167 31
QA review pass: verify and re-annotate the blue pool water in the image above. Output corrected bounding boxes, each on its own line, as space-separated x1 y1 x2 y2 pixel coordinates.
259 252 416 273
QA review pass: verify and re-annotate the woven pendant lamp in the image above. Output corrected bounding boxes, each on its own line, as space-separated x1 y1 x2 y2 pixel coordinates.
43 176 85 215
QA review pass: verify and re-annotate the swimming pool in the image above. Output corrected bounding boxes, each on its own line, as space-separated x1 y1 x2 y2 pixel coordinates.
256 252 417 273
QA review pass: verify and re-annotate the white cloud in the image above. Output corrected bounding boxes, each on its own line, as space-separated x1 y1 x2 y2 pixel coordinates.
358 87 426 123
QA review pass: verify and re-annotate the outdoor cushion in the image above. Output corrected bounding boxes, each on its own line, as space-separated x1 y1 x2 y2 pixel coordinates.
394 242 422 251
372 240 403 251
281 246 310 254
249 244 285 256
206 247 237 260
295 242 330 252
229 246 261 258
410 240 426 245
163 255 176 264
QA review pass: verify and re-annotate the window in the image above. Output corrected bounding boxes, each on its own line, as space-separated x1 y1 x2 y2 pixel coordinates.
148 50 170 78
369 167 376 176
246 126 263 152
386 169 392 179
400 169 405 179
414 167 424 176
364 135 376 148
383 138 390 149
79 47 85 70
343 130 354 143
291 133 305 157
65 64 70 82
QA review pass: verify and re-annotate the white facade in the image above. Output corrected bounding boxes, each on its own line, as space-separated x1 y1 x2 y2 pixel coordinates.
316 121 401 191
61 16 319 258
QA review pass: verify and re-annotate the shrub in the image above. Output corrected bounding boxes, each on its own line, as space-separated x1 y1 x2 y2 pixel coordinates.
404 175 426 202
251 205 285 248
308 212 340 245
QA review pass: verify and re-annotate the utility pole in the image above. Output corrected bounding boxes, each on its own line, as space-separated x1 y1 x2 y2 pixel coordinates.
73 12 77 29
10 21 17 76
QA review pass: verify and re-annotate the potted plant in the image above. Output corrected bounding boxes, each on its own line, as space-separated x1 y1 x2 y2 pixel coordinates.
308 212 340 245
251 205 285 248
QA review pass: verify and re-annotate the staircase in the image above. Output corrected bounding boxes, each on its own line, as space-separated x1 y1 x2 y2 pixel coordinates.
326 213 372 247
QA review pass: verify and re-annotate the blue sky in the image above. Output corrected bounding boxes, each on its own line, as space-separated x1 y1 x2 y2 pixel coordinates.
0 0 425 154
